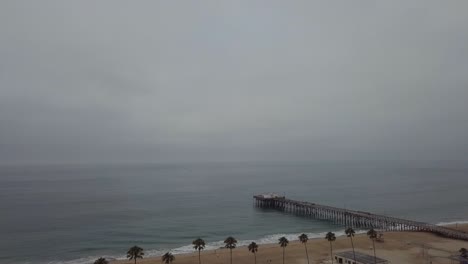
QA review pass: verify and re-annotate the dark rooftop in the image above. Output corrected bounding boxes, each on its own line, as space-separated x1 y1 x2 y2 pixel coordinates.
448 255 468 263
335 251 388 264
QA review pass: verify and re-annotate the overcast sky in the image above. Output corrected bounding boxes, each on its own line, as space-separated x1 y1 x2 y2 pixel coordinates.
1 1 468 164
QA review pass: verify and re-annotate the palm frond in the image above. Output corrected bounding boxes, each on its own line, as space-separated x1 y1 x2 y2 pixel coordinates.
192 238 206 251
224 236 238 249
248 242 258 253
460 247 468 258
94 257 109 264
345 227 355 237
325 232 336 242
298 233 308 243
278 237 289 247
127 246 144 260
162 252 175 263
367 228 377 239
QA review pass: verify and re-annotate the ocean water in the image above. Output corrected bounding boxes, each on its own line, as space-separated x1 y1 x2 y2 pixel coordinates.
0 161 467 264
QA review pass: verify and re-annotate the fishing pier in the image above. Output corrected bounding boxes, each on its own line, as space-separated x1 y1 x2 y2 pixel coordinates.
253 193 468 241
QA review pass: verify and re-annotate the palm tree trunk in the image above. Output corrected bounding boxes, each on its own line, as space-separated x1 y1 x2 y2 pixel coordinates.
230 248 233 264
282 247 285 264
198 250 201 264
372 239 377 264
330 241 334 264
304 243 309 264
350 237 356 263
134 258 136 264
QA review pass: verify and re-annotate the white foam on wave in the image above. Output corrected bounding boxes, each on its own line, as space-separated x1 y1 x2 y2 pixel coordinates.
436 220 468 226
46 255 123 264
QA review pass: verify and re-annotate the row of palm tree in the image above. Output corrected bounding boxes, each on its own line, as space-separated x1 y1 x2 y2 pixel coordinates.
325 228 377 264
94 228 467 264
195 237 260 264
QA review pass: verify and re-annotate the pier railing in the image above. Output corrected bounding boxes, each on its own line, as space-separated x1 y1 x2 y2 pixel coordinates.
253 195 468 241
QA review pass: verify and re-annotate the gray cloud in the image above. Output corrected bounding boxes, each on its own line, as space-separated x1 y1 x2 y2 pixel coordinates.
1 0 468 164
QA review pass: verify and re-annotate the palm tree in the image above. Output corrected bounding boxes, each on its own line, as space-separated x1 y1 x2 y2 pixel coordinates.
298 233 310 264
127 245 144 264
325 232 336 264
278 236 289 264
94 257 108 264
162 252 175 264
345 227 357 263
367 228 378 264
248 242 258 264
192 238 206 264
224 236 237 264
460 247 468 258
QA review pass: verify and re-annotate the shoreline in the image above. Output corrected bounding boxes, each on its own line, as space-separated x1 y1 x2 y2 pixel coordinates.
112 223 468 264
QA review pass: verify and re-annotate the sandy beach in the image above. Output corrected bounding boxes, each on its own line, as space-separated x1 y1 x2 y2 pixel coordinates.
113 224 468 264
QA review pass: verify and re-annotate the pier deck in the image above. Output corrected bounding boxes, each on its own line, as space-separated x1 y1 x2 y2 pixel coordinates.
253 194 468 241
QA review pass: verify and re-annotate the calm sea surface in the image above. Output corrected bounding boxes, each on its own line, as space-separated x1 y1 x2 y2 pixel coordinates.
1 161 467 264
